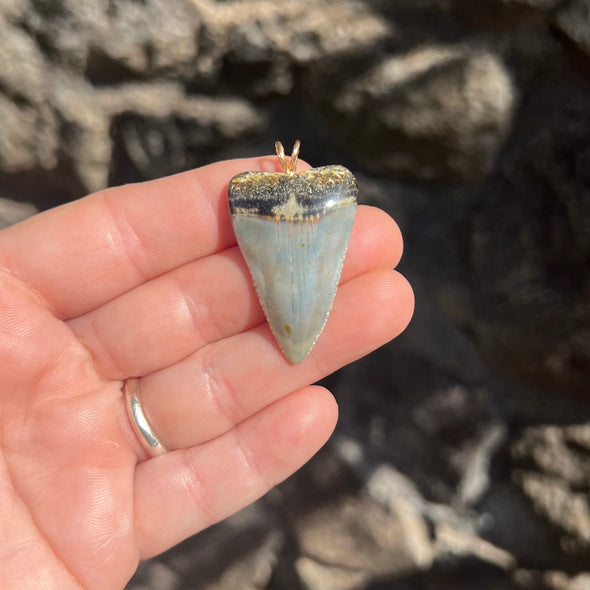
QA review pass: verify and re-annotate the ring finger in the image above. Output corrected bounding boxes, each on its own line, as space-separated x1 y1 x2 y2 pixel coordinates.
123 268 414 454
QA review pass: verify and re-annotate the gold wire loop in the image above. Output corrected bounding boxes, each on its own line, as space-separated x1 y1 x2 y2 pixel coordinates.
275 140 301 175
275 141 287 172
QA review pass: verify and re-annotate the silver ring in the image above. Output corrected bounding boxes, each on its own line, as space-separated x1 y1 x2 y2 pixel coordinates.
123 378 168 457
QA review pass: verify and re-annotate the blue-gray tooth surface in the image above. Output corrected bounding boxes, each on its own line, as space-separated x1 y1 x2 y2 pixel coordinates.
228 165 358 363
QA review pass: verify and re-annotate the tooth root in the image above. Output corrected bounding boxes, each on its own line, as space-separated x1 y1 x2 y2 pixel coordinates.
228 165 358 364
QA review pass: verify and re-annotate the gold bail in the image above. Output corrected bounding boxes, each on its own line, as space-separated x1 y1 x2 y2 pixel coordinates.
275 140 301 175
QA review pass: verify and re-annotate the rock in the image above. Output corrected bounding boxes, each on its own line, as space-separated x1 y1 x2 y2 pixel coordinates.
127 562 182 590
453 423 506 506
293 495 422 589
470 89 590 395
105 85 264 184
501 0 561 8
555 0 590 58
194 0 391 65
365 465 434 569
517 472 590 550
333 301 501 505
0 95 59 173
0 23 59 176
510 424 590 566
544 571 590 590
0 197 37 230
310 45 516 180
512 424 590 487
86 0 200 82
194 0 391 95
199 530 282 590
24 0 107 71
0 70 262 206
0 22 49 105
0 0 28 21
127 502 283 590
24 0 200 77
435 522 517 570
295 558 368 590
51 75 112 194
478 481 564 568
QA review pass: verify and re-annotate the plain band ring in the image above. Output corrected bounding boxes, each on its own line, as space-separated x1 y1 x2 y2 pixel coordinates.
124 378 168 457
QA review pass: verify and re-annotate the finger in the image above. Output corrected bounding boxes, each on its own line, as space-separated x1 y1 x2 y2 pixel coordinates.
133 385 338 558
129 269 413 451
69 206 403 379
0 157 309 320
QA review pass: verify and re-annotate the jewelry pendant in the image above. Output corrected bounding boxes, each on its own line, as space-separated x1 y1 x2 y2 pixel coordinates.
228 141 358 363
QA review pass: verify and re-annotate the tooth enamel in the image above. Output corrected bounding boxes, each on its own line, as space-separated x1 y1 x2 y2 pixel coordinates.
228 165 358 363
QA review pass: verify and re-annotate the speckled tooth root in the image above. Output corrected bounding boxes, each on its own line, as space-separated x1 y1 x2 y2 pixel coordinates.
228 141 358 364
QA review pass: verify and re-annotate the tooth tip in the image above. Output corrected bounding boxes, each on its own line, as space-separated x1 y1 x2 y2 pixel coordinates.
277 340 314 364
284 351 308 364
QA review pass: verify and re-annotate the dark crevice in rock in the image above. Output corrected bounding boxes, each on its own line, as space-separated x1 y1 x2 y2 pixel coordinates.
85 46 149 85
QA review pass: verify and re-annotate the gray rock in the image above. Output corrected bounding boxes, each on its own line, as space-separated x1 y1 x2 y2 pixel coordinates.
199 530 282 590
555 0 590 58
0 68 262 205
544 571 590 590
512 424 590 487
0 197 37 229
500 0 561 8
196 0 390 66
478 481 564 568
127 502 283 590
434 522 516 571
313 45 516 180
509 424 590 566
87 0 200 81
24 0 200 76
105 85 264 183
0 22 48 105
469 90 590 395
51 77 263 194
516 472 590 554
332 270 502 506
51 74 112 193
293 495 423 588
0 94 59 173
25 0 107 71
194 0 391 95
0 23 59 176
0 0 28 20
127 562 182 590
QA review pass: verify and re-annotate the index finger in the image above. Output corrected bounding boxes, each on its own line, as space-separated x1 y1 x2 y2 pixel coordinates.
0 156 304 319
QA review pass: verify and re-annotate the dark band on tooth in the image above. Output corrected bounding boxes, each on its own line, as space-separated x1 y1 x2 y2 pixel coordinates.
229 166 358 221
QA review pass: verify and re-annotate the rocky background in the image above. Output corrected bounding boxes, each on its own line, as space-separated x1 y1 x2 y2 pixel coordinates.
1 0 590 588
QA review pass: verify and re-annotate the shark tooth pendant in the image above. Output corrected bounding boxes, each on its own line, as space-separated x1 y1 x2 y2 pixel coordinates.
228 141 358 363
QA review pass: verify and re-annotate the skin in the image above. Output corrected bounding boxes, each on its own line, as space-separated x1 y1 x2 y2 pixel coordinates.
0 156 414 590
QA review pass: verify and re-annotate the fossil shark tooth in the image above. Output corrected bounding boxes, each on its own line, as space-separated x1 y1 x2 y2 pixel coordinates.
228 141 358 364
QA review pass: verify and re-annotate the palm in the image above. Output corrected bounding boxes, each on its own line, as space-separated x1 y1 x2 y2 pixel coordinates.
0 319 138 588
0 157 412 589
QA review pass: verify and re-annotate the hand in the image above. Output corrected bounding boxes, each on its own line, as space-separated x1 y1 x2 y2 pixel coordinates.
0 156 413 589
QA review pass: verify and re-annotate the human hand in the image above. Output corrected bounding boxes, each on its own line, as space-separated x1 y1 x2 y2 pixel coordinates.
0 156 413 589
